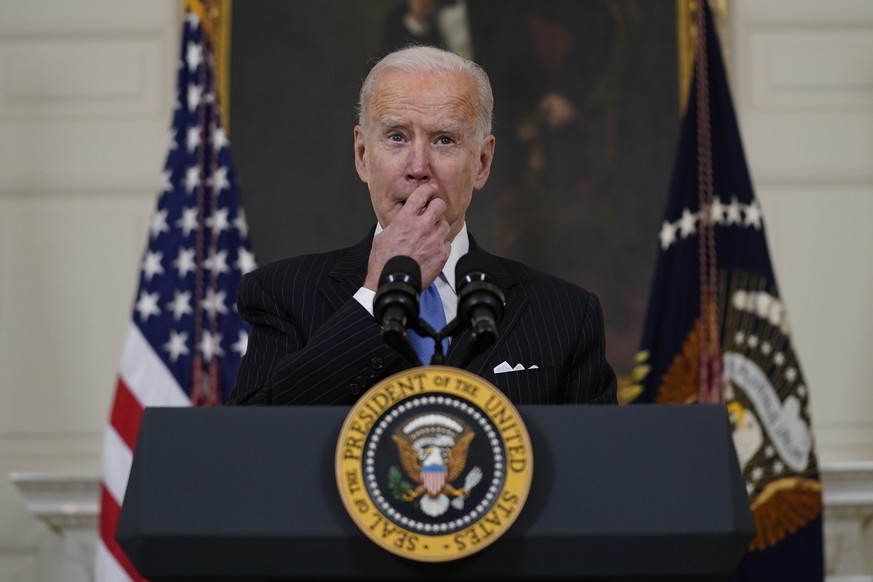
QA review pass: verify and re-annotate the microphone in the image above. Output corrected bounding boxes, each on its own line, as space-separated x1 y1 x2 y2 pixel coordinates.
455 253 506 358
373 256 423 365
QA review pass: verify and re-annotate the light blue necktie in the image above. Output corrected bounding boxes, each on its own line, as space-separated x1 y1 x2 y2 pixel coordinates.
408 283 448 366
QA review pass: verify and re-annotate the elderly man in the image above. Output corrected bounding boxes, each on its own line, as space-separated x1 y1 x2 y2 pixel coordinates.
229 46 616 406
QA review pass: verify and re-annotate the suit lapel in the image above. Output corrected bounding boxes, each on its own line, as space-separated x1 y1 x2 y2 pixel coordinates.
447 244 528 376
321 230 373 311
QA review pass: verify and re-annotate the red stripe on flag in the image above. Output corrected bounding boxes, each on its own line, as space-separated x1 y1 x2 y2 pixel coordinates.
109 377 144 452
99 484 148 582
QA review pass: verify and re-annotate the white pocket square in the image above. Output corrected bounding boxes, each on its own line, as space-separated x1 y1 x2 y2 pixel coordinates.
493 361 539 374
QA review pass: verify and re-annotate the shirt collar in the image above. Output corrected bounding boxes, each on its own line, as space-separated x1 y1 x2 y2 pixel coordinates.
443 223 468 292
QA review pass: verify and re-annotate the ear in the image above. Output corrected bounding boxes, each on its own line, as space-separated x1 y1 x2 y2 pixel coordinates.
473 135 496 190
354 125 368 183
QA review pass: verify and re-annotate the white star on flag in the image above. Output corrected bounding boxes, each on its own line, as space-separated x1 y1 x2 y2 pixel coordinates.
167 290 193 321
187 83 202 112
160 169 173 193
186 42 203 72
659 220 678 250
744 199 763 229
206 207 230 234
710 196 726 224
205 249 230 275
200 330 225 362
177 207 199 236
232 330 249 356
233 210 249 238
212 126 228 150
203 288 229 317
185 166 200 193
236 247 256 275
150 209 170 238
135 290 161 321
173 247 197 278
187 126 201 153
142 251 164 281
211 166 230 193
726 196 742 225
678 208 698 238
164 330 190 362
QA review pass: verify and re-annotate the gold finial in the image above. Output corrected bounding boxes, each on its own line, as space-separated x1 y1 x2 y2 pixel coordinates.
677 0 730 114
183 0 232 133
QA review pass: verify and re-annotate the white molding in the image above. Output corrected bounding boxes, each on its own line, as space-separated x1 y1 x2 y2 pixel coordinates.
0 185 161 201
747 25 873 110
734 0 873 24
822 461 873 509
815 425 873 466
0 32 166 120
8 473 99 532
732 1 873 184
821 462 873 577
8 474 99 582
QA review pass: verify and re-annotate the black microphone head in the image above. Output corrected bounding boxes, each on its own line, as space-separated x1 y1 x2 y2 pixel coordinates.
456 252 506 325
379 255 422 291
374 255 422 326
456 252 487 288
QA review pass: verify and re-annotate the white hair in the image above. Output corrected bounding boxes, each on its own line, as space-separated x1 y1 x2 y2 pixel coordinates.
357 46 494 140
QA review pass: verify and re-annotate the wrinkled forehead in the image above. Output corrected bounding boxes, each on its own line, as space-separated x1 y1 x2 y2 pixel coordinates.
367 70 479 128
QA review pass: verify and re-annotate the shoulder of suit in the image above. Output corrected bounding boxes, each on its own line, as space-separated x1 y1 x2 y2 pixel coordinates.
491 255 597 302
241 246 351 286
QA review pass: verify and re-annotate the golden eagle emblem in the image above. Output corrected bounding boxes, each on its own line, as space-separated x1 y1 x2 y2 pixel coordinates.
391 414 483 517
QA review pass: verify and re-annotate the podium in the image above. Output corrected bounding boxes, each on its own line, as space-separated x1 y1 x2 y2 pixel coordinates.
117 405 754 580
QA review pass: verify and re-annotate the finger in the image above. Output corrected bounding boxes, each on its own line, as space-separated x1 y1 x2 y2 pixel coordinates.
421 196 447 222
405 183 439 215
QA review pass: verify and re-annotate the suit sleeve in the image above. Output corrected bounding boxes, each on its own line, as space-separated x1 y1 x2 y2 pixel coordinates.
563 291 618 404
228 269 401 406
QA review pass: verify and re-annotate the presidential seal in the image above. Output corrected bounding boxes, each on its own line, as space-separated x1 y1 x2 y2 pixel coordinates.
336 366 533 562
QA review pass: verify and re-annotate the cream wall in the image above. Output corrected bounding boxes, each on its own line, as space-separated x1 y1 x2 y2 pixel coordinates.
731 0 873 463
0 1 871 580
0 1 179 579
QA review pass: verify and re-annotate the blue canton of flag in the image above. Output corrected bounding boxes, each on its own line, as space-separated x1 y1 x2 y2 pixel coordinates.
629 2 823 580
97 4 255 581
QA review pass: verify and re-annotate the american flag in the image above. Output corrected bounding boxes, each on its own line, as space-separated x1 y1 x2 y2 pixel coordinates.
96 4 254 580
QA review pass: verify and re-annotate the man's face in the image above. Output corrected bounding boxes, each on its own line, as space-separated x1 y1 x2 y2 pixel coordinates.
354 69 495 241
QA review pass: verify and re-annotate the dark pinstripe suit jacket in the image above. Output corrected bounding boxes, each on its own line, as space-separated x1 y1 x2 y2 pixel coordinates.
229 232 617 406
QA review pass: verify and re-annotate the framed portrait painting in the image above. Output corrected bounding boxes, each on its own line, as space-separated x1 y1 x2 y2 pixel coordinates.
225 0 692 381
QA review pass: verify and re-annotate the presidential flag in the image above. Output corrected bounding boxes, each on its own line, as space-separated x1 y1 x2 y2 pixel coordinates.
96 2 254 580
629 2 823 579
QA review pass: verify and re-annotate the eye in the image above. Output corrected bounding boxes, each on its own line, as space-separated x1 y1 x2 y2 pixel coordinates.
388 133 404 142
437 136 455 145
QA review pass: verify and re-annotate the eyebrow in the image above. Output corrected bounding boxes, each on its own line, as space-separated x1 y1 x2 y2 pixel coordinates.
433 125 462 136
378 119 463 136
379 119 405 131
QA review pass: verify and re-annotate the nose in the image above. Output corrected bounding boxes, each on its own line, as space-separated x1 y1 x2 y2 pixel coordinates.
405 141 431 183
